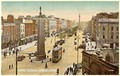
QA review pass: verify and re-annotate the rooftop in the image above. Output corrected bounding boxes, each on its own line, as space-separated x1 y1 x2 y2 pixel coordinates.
3 23 15 26
98 18 119 23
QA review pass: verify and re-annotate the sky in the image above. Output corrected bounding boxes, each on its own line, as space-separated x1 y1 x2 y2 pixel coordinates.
1 1 119 22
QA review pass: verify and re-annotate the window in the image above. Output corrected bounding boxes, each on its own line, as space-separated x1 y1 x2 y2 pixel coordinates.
116 35 118 39
103 26 105 31
103 35 105 39
116 27 119 31
55 56 58 58
111 26 113 31
111 35 113 39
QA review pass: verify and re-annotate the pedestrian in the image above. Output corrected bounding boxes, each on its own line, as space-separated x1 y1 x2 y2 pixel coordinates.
63 49 65 53
67 67 69 73
48 50 50 53
9 51 11 55
49 58 51 61
73 63 75 68
75 47 76 50
12 48 14 52
70 67 72 72
30 59 33 62
11 64 13 69
92 45 93 48
4 52 7 58
20 47 21 51
3 52 5 58
13 50 15 54
45 63 48 69
16 48 19 53
29 55 31 59
95 46 97 49
71 67 73 74
64 70 67 75
9 65 11 70
56 69 59 75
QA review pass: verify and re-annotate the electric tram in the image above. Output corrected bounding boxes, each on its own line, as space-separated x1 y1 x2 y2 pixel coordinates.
52 46 62 63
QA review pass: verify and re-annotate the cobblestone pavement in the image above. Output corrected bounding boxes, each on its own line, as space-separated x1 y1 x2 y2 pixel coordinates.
1 31 84 75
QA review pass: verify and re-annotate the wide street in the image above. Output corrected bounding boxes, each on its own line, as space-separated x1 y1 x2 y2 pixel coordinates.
1 30 84 75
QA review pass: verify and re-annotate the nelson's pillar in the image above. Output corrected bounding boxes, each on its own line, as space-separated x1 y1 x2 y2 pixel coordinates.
35 7 46 60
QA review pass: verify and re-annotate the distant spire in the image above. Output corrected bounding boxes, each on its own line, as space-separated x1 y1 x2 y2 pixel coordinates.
39 6 42 17
79 13 80 23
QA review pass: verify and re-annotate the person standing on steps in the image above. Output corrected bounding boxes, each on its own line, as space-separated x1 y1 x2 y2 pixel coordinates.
56 69 59 75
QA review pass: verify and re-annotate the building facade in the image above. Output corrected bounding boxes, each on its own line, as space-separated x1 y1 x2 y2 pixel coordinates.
89 12 119 49
67 19 72 29
97 18 119 49
48 15 57 35
2 15 20 49
23 18 36 43
2 23 19 48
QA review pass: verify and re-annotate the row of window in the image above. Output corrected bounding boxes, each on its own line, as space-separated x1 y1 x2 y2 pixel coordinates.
103 26 119 31
103 35 119 39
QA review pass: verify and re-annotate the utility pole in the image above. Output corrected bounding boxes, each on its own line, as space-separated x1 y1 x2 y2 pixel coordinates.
77 35 79 64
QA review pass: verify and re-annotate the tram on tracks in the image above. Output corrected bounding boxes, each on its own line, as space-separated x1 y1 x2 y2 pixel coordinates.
52 46 62 63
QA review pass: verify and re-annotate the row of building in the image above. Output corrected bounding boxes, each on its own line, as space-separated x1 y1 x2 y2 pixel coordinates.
1 14 77 49
87 12 119 49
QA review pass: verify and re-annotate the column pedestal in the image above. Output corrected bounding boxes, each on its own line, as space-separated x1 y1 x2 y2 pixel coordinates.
35 52 46 61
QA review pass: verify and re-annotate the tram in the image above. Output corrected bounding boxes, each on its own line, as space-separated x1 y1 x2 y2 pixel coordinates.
52 46 62 63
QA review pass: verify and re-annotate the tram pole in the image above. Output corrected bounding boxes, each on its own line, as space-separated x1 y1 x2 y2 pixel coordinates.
15 42 18 75
77 35 79 64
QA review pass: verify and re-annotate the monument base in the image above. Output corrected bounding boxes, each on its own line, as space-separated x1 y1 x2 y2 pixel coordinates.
35 53 46 61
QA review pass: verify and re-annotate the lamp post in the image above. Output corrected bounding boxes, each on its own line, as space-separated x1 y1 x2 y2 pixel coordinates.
15 41 19 75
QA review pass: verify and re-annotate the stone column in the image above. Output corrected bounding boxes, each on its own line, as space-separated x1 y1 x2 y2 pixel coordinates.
36 7 46 61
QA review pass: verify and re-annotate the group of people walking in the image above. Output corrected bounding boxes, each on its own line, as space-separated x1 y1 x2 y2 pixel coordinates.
3 47 21 58
9 64 14 70
64 63 77 75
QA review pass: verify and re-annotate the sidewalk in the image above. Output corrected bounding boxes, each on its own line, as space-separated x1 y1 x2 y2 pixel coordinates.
2 41 37 52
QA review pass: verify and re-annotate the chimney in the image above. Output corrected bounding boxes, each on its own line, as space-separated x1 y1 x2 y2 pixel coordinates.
1 16 3 25
7 15 14 23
